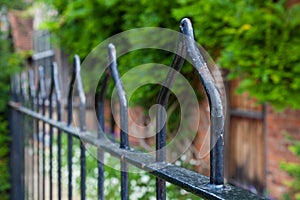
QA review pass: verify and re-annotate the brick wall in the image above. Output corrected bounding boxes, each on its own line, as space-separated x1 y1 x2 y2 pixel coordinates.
266 106 300 198
8 10 33 52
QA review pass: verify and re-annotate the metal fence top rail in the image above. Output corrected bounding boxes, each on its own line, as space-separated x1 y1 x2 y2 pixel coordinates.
9 17 266 200
8 101 264 200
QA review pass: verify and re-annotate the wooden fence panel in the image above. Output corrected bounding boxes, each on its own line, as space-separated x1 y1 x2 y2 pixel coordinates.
227 79 265 193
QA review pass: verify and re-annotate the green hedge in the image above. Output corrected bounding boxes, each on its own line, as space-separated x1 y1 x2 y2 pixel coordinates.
42 0 300 110
281 140 300 200
0 36 11 200
0 34 22 200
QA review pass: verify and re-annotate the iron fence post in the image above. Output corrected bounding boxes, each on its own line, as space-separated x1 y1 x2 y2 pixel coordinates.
9 75 25 200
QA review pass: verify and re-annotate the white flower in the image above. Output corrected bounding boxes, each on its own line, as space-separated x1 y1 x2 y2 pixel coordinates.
141 175 150 183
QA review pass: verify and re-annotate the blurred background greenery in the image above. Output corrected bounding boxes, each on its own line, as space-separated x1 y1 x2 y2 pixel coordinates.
41 0 300 110
0 1 30 199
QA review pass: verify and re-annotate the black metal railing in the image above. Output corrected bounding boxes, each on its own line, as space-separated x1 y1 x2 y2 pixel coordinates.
8 18 265 200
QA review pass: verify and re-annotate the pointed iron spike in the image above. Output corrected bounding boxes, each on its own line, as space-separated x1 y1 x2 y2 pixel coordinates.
180 18 224 186
38 66 46 99
52 62 62 101
28 69 36 99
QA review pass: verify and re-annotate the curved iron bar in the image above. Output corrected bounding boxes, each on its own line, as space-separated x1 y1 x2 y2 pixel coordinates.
16 74 21 99
20 72 28 102
66 56 76 200
10 74 21 101
28 69 36 103
18 71 29 196
50 62 62 103
28 69 35 199
67 57 77 126
96 68 110 133
108 43 129 200
96 67 116 141
108 43 129 149
67 54 87 130
155 29 187 200
156 18 224 192
53 62 63 200
20 71 30 197
38 66 47 200
76 57 87 200
49 62 63 199
95 44 129 200
37 66 47 101
67 55 86 199
48 64 54 200
76 61 87 132
95 67 110 200
180 18 224 186
35 68 41 200
67 56 79 198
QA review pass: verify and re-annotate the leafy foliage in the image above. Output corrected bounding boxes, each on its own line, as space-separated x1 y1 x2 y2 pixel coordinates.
0 0 30 10
281 140 300 199
173 0 300 110
0 2 30 198
42 0 300 110
0 31 23 200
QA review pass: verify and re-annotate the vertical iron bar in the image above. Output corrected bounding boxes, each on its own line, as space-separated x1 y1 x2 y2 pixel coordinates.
74 55 87 200
9 75 25 200
80 129 86 199
108 43 129 200
67 55 87 199
49 63 56 200
57 100 62 200
49 97 53 199
20 72 27 200
14 74 21 102
38 66 47 200
97 68 110 200
52 62 62 200
67 110 73 200
156 32 186 200
19 73 24 103
20 72 28 103
9 101 25 200
36 89 40 200
10 75 16 101
67 56 76 200
28 69 35 200
36 68 44 200
79 141 86 200
97 113 105 200
179 18 224 186
110 108 116 141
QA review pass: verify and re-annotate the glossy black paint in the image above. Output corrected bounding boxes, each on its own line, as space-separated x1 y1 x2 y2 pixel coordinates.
67 55 87 200
9 102 266 200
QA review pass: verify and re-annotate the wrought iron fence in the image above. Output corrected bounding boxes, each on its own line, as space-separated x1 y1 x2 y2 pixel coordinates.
8 18 265 200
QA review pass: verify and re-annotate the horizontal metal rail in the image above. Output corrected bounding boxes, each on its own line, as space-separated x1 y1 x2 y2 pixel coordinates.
9 101 265 200
32 50 55 61
230 109 264 120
